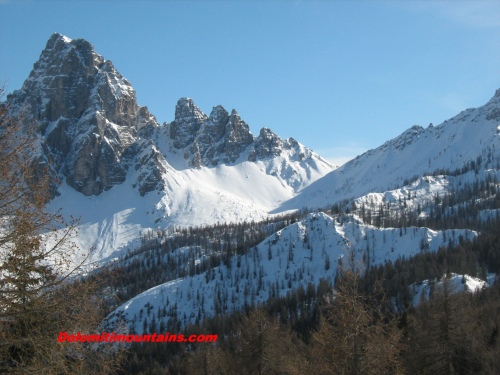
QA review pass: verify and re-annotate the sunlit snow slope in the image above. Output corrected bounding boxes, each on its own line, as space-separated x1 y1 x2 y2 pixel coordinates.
277 89 500 212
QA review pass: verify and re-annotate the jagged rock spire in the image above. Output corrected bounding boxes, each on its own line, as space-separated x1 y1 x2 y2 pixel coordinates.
6 33 159 196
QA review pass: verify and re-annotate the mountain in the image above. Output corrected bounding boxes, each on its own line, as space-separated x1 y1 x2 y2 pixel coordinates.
276 89 500 212
5 31 499 283
6 33 159 196
4 33 333 262
101 86 500 336
7 33 500 264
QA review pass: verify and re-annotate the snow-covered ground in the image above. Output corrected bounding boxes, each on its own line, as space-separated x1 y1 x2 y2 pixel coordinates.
277 90 500 212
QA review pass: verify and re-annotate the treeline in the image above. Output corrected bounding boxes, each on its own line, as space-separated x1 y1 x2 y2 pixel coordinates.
111 171 499 311
110 167 499 295
361 219 500 309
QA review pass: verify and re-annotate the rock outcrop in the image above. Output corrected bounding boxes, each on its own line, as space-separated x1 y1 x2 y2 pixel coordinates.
168 98 316 169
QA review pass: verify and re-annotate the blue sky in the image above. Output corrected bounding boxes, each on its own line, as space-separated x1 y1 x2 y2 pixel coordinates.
1 1 500 165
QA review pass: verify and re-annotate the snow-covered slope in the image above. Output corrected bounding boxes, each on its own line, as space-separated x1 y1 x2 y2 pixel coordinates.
104 212 477 332
49 156 331 263
408 273 490 307
277 90 500 212
353 168 500 219
6 32 497 339
5 32 499 286
44 97 333 263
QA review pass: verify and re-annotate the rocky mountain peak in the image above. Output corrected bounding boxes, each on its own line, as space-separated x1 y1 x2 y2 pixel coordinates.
170 98 260 166
170 98 207 149
208 105 229 124
6 33 159 196
46 32 73 47
13 33 103 123
38 33 96 73
224 109 253 155
168 97 323 169
249 127 283 160
174 98 205 119
180 101 252 166
203 105 228 141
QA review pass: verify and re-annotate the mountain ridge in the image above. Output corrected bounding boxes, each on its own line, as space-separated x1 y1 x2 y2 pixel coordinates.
275 87 500 213
4 33 500 354
104 211 477 333
5 33 332 197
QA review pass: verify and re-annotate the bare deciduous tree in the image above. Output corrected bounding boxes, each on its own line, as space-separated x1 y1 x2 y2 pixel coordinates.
310 259 404 375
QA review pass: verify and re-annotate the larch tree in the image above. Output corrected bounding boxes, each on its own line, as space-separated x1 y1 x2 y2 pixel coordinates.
406 276 486 375
309 260 404 375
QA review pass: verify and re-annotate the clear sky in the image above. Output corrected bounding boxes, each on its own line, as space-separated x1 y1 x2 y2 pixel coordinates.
1 1 500 166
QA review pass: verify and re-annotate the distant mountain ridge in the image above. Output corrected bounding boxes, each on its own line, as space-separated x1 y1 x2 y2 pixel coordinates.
4 33 500 264
276 88 500 212
170 97 315 170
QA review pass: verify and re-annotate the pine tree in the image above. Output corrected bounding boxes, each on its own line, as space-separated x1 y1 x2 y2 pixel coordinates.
223 309 305 374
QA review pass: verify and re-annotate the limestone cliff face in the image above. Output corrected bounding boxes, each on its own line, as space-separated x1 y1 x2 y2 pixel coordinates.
7 33 159 196
171 98 313 169
181 103 254 167
169 98 207 150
